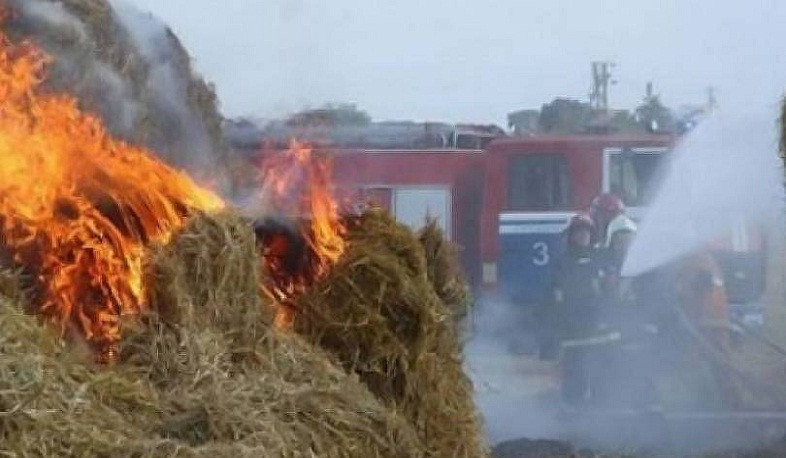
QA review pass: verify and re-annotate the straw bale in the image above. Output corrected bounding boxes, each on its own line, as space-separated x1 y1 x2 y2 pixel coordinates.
0 267 26 304
418 219 473 324
0 289 166 456
3 212 427 457
122 319 426 458
124 210 427 457
294 209 489 457
145 211 273 345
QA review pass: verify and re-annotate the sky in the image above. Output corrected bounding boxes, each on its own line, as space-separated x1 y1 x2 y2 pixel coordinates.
121 0 786 126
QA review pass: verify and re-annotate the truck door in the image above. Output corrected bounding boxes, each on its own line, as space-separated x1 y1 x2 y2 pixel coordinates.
499 212 573 306
498 153 572 306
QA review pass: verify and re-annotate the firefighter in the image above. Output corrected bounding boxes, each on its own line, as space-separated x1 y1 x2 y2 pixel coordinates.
589 192 626 248
599 213 638 309
546 213 603 404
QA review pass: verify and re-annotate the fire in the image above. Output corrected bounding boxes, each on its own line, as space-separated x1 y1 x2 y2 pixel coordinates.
0 20 346 354
0 28 223 359
255 141 346 327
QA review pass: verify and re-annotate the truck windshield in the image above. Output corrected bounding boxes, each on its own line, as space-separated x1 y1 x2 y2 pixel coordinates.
508 154 571 211
608 151 668 207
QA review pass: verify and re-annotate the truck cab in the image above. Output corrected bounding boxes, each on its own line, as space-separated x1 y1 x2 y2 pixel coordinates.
480 134 766 327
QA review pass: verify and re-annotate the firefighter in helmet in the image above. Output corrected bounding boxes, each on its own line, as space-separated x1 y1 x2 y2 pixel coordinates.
599 213 639 307
589 192 626 248
546 213 604 403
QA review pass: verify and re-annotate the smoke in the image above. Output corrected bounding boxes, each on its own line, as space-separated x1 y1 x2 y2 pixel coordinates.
18 1 88 42
12 0 142 136
111 0 217 175
466 294 786 455
9 0 228 194
623 107 785 277
465 299 563 445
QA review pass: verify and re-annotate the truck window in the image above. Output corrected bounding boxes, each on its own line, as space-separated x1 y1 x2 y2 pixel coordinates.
608 151 666 207
507 154 571 211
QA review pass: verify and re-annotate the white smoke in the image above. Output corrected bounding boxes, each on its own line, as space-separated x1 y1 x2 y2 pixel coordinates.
18 0 89 42
111 0 217 174
14 0 141 135
465 299 563 445
13 0 225 190
623 107 784 277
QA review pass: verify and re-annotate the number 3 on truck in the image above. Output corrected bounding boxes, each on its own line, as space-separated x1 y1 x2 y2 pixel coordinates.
532 242 550 266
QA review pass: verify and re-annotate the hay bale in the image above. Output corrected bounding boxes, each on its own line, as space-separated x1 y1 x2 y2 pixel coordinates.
123 320 426 457
418 219 473 324
2 212 427 457
125 211 427 457
0 287 167 457
146 211 273 345
0 268 27 304
294 209 489 457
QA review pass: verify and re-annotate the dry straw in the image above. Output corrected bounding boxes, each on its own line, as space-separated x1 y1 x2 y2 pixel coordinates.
1 213 428 457
418 219 472 325
294 210 489 457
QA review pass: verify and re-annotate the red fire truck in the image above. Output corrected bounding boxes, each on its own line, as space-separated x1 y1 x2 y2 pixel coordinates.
478 134 765 326
227 121 767 326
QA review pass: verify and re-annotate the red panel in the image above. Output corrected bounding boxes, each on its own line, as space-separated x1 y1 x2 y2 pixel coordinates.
479 135 674 264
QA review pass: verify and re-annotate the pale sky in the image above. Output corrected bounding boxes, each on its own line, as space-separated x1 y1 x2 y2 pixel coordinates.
122 0 786 125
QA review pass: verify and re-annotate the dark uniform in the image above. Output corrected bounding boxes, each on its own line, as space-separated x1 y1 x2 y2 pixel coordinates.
546 217 603 404
551 246 603 340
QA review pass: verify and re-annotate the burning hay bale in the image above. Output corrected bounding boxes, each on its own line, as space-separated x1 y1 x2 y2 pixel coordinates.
0 18 225 360
294 209 489 458
0 5 471 455
125 211 427 457
3 213 427 457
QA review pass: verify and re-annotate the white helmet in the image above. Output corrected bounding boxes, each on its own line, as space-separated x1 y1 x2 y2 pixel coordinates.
605 214 637 247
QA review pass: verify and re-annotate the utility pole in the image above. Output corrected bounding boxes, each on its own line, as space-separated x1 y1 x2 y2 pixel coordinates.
589 61 615 112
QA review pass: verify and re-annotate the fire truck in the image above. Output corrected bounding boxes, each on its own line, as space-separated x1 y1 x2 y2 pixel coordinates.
478 134 766 327
226 120 767 327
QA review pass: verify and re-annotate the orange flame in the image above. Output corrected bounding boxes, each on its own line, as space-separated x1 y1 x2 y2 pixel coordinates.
0 29 223 359
256 141 346 327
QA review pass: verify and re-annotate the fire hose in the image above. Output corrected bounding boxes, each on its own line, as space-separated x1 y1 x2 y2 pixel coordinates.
558 305 786 410
672 305 786 407
729 316 786 359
